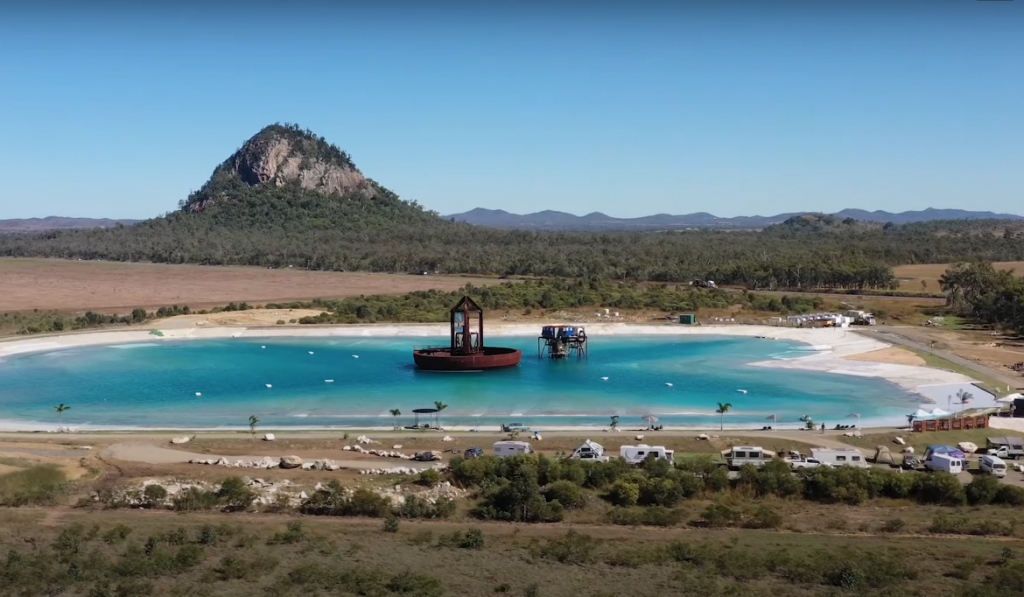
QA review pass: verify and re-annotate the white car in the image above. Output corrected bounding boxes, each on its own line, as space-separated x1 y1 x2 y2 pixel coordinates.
790 458 828 470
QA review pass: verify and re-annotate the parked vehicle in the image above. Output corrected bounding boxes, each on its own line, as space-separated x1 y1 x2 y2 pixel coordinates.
986 436 1024 459
901 454 920 470
924 452 964 474
463 447 483 459
620 444 674 465
979 454 1008 477
570 439 607 461
809 448 869 468
723 446 768 469
493 440 533 457
501 422 531 433
790 457 826 470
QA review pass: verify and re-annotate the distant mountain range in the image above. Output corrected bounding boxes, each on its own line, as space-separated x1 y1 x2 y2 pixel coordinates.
444 207 1024 231
0 216 141 232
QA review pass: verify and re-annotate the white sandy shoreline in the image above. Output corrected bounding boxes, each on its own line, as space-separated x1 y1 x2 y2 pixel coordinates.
0 323 987 432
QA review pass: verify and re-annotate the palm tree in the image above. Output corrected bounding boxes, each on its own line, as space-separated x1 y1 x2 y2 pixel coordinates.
433 401 448 430
53 403 71 432
609 415 619 431
389 408 401 430
248 415 260 442
716 402 732 431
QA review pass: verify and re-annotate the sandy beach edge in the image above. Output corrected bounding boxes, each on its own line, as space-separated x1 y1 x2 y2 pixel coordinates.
0 323 983 432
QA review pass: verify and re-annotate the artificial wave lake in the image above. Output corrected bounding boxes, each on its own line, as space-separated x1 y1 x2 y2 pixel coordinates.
0 335 927 430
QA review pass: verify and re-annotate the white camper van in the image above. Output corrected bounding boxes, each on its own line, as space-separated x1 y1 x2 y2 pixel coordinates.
925 452 964 474
619 444 674 465
493 441 533 458
809 448 869 468
980 454 1007 477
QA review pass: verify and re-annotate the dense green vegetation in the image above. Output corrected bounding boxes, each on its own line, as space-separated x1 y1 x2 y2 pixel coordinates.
4 125 1024 290
940 261 1024 333
0 304 205 336
274 280 825 324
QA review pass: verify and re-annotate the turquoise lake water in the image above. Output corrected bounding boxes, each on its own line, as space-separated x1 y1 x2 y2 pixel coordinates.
0 335 923 430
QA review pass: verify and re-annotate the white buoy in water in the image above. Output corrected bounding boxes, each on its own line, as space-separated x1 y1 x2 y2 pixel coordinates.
261 346 266 349
325 379 334 383
352 355 359 358
600 377 609 381
265 384 273 388
665 382 673 387
308 351 314 355
195 392 202 397
737 389 748 394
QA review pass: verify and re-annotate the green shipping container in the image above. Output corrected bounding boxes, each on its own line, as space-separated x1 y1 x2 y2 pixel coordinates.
679 314 696 325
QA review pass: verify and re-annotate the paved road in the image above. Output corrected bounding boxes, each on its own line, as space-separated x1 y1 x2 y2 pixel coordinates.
855 328 1024 391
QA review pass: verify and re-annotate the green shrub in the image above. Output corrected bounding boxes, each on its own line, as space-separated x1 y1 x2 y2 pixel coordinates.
544 480 585 509
217 477 256 512
196 524 217 545
102 524 133 544
995 484 1024 506
0 465 67 506
418 468 441 487
143 484 167 508
966 474 1002 505
701 503 741 528
608 480 640 507
268 521 307 545
607 506 684 527
385 571 444 597
172 487 218 511
437 528 484 549
914 473 967 506
383 516 400 533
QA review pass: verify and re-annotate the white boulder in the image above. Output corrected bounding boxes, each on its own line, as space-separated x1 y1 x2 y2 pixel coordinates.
279 455 303 469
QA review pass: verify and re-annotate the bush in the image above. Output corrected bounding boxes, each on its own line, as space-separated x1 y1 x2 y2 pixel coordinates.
418 468 441 487
437 528 484 549
607 480 640 507
995 484 1024 506
701 503 741 528
607 506 684 527
544 480 585 509
0 465 67 506
217 477 256 512
538 530 599 565
143 484 167 508
966 474 1002 505
743 505 783 529
385 571 444 597
383 516 400 533
172 487 218 512
914 472 967 506
880 518 906 533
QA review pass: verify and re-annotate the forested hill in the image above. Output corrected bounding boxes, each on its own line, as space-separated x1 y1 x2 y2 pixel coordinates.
2 123 1024 290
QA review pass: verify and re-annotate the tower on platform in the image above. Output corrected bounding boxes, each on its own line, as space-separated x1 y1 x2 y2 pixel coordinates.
412 296 522 371
538 325 589 360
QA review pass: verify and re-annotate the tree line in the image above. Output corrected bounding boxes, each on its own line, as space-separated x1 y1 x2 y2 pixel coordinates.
940 261 1024 334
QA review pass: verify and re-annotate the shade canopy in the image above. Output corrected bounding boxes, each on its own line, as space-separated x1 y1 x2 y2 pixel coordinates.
641 414 659 422
412 408 439 414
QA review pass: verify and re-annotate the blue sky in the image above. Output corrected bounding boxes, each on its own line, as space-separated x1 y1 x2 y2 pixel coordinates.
1 1 1021 219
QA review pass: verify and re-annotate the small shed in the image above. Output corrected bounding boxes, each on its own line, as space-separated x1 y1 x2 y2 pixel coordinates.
679 314 696 325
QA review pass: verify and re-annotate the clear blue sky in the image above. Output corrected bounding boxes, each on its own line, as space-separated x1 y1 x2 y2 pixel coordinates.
1 1 1021 219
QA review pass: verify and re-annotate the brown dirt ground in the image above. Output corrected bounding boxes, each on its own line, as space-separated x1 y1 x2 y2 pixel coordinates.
893 261 1024 292
893 325 1024 372
0 258 500 313
842 346 926 366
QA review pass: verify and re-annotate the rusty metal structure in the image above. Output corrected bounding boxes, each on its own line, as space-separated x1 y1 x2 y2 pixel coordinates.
538 325 589 360
413 296 521 371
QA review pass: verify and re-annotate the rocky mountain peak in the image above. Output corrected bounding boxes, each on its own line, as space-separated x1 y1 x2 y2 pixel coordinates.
184 123 376 213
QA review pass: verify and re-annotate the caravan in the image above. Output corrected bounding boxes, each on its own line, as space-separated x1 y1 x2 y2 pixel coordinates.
809 448 869 468
493 441 533 458
619 444 674 465
723 446 770 469
980 455 1007 477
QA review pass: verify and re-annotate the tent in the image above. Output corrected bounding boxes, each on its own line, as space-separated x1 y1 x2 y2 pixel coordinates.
911 408 932 419
929 408 951 417
925 444 965 459
873 445 896 466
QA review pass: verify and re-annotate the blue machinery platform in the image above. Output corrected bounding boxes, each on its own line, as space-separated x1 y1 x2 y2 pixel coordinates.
538 325 589 359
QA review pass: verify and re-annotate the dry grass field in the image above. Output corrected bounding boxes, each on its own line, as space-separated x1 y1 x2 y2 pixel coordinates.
0 258 500 313
893 261 1024 292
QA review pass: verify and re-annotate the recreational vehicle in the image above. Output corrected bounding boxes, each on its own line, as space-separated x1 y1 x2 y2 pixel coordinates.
723 446 770 469
570 439 607 461
924 453 964 474
979 455 1007 477
619 444 674 465
809 448 869 468
493 441 533 458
